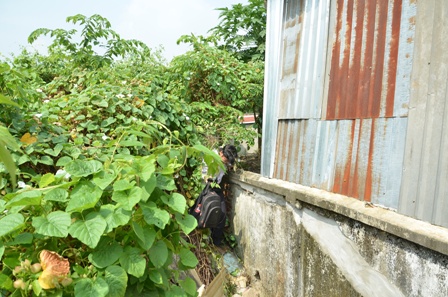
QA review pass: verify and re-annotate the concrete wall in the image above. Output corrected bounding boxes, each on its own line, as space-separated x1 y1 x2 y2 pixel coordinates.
229 171 448 297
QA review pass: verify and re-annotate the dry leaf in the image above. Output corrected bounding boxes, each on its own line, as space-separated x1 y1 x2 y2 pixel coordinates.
20 133 37 145
133 97 144 108
38 250 70 289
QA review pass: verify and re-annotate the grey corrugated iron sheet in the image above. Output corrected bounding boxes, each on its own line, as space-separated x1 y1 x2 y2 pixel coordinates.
278 0 330 119
261 0 284 177
399 0 448 227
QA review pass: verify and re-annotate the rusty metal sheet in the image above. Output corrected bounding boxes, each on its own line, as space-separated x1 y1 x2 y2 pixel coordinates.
325 0 405 120
274 118 406 206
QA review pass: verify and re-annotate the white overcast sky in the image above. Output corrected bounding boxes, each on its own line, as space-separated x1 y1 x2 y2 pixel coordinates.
0 0 247 61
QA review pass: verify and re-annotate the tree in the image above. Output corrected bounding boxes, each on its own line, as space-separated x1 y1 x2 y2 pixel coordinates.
28 14 150 70
206 0 267 152
209 0 267 62
172 34 262 150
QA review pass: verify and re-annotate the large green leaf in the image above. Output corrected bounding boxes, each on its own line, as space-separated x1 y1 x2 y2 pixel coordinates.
0 213 24 237
141 202 170 229
180 278 197 296
119 246 146 278
0 94 20 108
66 181 103 213
148 269 163 285
175 213 197 235
167 286 187 296
39 173 55 188
99 205 131 233
104 266 127 297
92 170 117 190
161 192 186 213
0 240 4 259
0 145 16 189
0 126 20 188
0 126 19 150
32 211 71 237
119 140 145 147
44 188 69 202
9 233 33 245
69 214 107 248
149 240 168 268
44 143 63 157
5 190 42 208
133 223 156 250
138 159 156 182
113 179 134 191
89 237 123 268
74 277 109 297
0 273 13 290
140 175 157 200
179 248 198 268
65 159 103 177
111 187 142 210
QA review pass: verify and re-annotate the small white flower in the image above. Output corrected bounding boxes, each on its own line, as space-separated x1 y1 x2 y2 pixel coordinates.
18 181 26 188
102 135 109 141
34 113 43 118
122 81 127 85
127 94 133 98
36 88 43 93
56 169 66 177
73 84 78 88
132 117 137 122
43 99 50 103
56 170 71 180
117 94 125 99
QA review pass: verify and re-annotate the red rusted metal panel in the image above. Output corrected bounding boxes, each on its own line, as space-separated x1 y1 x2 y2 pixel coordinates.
326 0 403 120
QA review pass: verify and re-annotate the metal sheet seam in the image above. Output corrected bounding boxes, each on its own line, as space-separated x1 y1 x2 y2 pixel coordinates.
261 0 284 178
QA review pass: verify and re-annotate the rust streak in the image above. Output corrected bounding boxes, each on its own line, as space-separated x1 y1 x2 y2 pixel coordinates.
349 0 366 119
368 0 389 118
326 0 345 119
339 0 355 119
385 0 403 117
341 121 356 195
360 0 377 118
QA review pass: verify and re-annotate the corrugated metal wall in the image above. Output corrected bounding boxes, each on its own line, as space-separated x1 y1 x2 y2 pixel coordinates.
262 0 448 227
398 0 448 227
275 118 406 207
278 0 330 119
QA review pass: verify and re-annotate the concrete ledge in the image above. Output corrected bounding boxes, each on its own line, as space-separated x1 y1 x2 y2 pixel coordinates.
231 171 448 256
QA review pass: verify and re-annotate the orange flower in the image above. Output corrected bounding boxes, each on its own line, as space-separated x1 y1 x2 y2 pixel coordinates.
38 250 70 289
